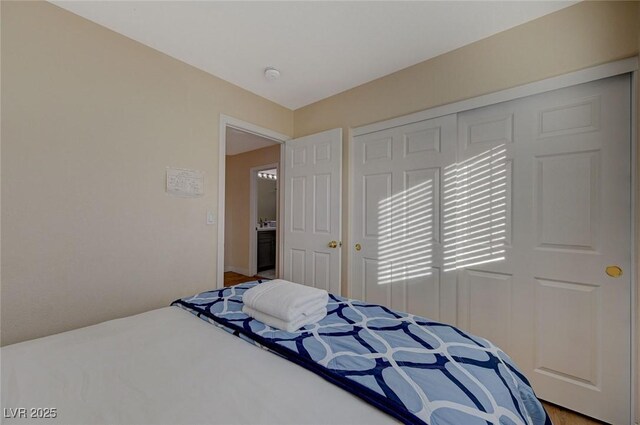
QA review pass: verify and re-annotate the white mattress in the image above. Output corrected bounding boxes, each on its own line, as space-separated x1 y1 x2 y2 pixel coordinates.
1 307 394 424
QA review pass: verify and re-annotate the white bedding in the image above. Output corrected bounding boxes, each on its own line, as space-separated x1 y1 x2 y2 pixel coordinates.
1 307 393 425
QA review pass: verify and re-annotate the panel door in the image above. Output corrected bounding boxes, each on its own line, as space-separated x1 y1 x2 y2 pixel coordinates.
350 74 631 423
351 115 457 323
454 74 631 424
283 128 342 294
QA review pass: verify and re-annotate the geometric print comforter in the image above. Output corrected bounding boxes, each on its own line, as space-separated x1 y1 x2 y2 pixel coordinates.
172 281 551 425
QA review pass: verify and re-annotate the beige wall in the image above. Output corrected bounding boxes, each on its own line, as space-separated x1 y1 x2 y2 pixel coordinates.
0 1 293 346
224 145 280 274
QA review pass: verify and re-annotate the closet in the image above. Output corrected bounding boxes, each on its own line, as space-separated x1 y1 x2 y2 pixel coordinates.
350 74 632 424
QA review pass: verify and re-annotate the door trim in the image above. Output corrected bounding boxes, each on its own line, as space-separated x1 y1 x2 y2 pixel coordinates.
631 68 638 425
350 58 638 422
249 162 279 277
218 115 289 288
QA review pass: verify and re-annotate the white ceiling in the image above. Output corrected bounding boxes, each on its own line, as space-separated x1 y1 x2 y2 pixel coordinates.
51 1 576 110
226 127 279 156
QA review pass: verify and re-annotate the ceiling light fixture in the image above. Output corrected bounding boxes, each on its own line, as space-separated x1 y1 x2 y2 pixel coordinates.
264 67 280 81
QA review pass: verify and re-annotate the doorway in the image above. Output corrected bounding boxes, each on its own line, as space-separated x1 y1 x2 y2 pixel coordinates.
218 115 288 288
251 165 278 279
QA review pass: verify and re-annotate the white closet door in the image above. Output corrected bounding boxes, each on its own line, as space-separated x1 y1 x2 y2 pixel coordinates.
455 75 631 424
283 128 342 294
351 114 457 322
515 75 629 423
351 74 631 424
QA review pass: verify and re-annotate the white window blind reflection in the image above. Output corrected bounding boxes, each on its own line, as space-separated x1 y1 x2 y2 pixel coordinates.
374 144 508 285
443 145 507 271
377 180 433 285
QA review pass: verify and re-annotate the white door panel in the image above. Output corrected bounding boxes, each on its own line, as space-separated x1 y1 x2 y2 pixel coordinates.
515 75 630 424
456 75 631 423
352 115 457 322
283 129 342 294
350 75 631 424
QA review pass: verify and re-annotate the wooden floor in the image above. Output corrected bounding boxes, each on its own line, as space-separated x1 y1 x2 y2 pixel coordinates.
224 272 604 425
223 271 265 287
542 401 605 425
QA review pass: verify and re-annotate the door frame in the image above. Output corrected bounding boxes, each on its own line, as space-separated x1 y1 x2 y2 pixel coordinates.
631 67 638 424
349 56 638 422
249 162 279 277
218 114 289 288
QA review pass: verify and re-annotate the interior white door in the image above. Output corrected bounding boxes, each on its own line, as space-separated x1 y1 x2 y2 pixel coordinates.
351 74 631 424
283 128 342 294
351 115 457 324
509 74 630 424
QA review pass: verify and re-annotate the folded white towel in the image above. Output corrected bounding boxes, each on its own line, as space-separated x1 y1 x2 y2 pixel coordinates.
242 279 328 322
243 306 327 333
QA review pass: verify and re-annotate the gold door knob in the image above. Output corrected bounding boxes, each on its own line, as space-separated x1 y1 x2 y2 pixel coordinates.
328 241 338 249
355 243 362 251
606 265 623 278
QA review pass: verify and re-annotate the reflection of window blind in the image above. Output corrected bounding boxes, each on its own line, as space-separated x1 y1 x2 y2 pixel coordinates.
443 145 507 271
377 180 434 285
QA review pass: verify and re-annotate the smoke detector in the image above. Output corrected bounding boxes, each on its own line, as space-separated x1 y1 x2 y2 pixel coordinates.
264 67 280 81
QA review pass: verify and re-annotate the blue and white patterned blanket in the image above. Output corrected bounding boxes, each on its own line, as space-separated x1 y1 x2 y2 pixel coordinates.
172 282 550 425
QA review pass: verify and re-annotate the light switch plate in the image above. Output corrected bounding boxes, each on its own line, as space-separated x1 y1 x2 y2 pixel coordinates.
207 210 215 225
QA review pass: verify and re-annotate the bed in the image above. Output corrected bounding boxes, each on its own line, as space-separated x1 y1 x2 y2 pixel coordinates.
1 281 549 425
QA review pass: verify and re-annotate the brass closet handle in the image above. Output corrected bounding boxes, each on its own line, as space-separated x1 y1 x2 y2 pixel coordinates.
605 265 623 278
